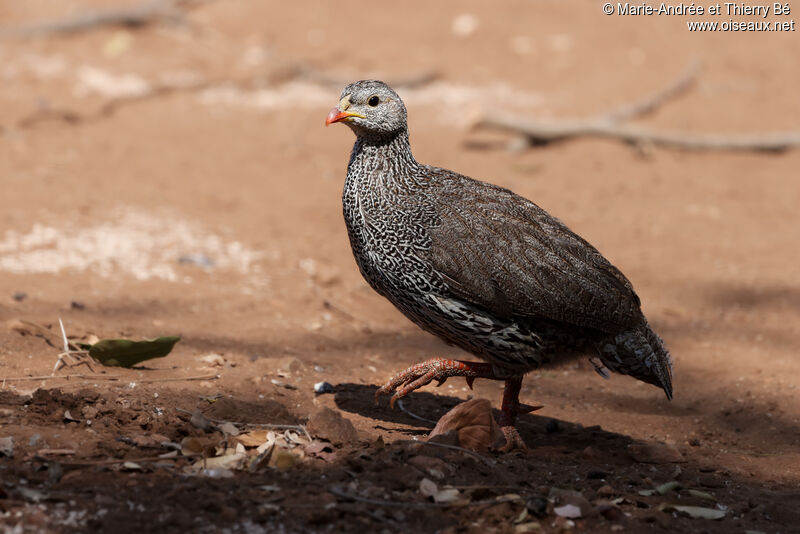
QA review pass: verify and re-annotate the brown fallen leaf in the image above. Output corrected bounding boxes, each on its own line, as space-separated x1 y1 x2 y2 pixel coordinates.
180 437 216 456
130 433 169 448
428 398 503 452
269 449 300 470
305 441 337 462
235 430 270 448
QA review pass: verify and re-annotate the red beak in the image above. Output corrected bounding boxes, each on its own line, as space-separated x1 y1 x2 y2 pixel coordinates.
325 108 363 126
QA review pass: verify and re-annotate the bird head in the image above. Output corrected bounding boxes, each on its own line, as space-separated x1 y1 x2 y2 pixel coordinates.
325 80 407 136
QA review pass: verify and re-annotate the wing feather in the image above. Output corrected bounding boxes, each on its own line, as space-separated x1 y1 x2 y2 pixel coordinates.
427 171 642 333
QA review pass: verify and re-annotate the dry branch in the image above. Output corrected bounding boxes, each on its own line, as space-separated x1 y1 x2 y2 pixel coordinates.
15 77 212 130
329 486 521 508
1 374 121 383
475 61 800 153
601 60 701 123
0 0 203 37
480 116 800 152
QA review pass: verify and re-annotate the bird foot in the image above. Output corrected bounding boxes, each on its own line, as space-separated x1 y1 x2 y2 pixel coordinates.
495 425 529 453
375 358 496 408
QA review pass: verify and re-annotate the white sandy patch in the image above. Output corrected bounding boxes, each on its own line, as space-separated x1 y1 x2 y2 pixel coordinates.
0 210 264 282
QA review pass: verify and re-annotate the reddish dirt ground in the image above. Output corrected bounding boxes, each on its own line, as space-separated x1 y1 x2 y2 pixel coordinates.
1 1 799 532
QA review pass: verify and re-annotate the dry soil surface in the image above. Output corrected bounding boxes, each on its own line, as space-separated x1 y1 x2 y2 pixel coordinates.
0 1 799 533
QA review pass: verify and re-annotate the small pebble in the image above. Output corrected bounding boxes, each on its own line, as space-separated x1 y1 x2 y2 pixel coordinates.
12 292 27 302
178 254 215 268
314 381 334 395
70 301 85 310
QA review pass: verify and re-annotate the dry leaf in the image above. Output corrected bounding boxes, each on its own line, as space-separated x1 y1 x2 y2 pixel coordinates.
554 504 582 518
268 449 299 470
218 422 239 437
131 433 169 448
419 478 461 503
194 451 247 471
428 398 503 452
660 503 726 520
180 437 206 456
236 430 270 448
305 441 337 462
63 410 79 422
122 461 143 471
433 488 461 503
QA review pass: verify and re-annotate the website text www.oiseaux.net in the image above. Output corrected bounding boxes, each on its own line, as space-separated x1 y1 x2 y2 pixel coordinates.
603 3 796 31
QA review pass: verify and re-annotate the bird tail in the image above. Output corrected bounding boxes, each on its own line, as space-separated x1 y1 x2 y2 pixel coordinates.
596 321 673 400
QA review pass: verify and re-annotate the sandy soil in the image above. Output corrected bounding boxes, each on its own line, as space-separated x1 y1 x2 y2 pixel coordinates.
1 1 799 532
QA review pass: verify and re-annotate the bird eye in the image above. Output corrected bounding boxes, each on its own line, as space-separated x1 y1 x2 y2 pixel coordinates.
368 95 380 107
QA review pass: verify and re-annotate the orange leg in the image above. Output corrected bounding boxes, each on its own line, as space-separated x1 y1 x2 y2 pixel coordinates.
375 357 540 451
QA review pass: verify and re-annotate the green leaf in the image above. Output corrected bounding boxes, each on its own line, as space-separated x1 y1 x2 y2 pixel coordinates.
639 481 682 497
660 503 726 520
655 481 682 495
88 336 181 367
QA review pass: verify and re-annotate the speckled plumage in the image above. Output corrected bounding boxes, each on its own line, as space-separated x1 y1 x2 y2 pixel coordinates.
329 80 673 425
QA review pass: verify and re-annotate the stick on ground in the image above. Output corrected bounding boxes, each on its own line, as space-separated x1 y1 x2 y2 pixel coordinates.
474 60 800 153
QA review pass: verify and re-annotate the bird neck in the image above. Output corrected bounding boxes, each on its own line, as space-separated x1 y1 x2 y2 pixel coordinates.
348 128 420 178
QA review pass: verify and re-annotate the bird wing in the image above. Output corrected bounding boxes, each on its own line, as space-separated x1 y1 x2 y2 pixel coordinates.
427 170 642 333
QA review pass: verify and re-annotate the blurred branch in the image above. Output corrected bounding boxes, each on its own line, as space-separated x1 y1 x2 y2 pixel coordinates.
474 60 800 153
0 0 209 37
477 116 800 152
601 60 701 123
15 77 212 129
7 65 440 132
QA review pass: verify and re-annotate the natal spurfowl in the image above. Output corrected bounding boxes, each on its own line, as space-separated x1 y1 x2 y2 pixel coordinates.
326 80 672 450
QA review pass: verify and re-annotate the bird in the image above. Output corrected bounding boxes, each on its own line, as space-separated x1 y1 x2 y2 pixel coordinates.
325 80 673 450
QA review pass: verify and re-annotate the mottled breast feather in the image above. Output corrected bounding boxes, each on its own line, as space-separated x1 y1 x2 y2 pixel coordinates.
426 167 643 334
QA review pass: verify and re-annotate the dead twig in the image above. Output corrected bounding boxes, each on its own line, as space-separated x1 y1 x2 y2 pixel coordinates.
329 486 521 508
16 77 212 131
395 399 437 425
475 60 800 153
52 317 94 374
1 374 121 383
601 60 702 123
1 373 217 384
395 439 496 466
174 407 311 440
0 0 204 38
478 116 800 152
137 373 220 383
37 453 197 467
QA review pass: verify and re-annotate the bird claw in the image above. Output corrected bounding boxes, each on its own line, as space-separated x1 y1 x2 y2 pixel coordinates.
494 425 529 453
519 403 544 414
375 357 488 408
374 360 442 407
